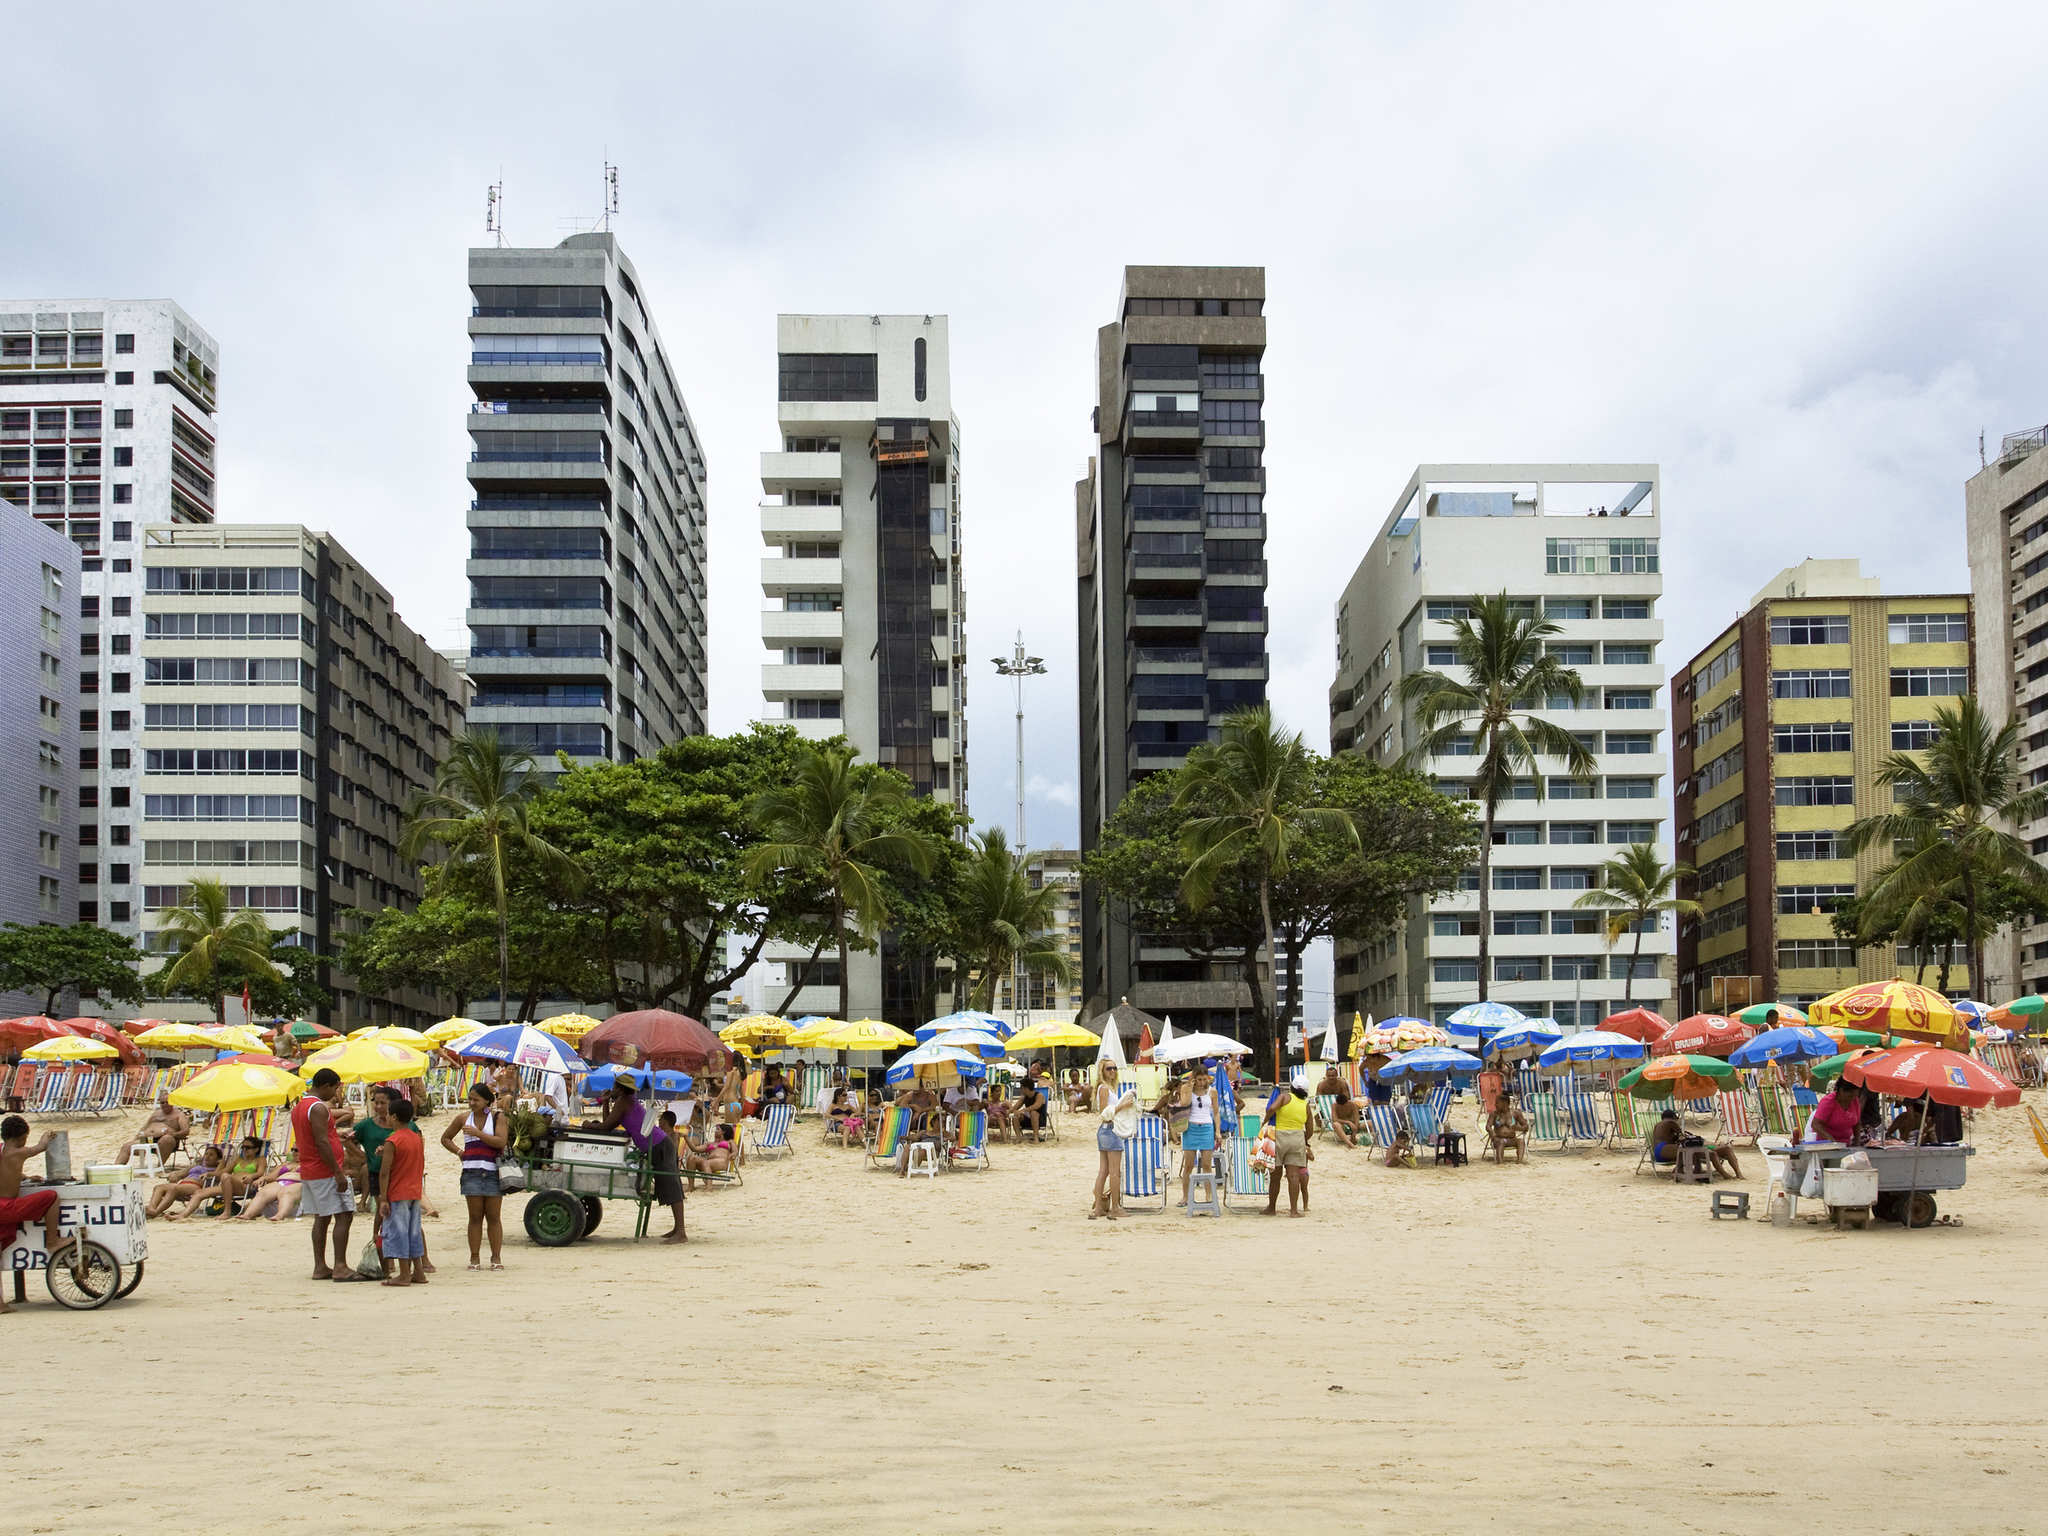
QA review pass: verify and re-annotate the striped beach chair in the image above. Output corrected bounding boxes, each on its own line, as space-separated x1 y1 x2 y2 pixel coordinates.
6 1062 36 1106
950 1110 990 1170
1562 1083 1604 1147
1221 1128 1266 1208
1754 1081 1793 1137
863 1104 912 1171
748 1101 796 1160
1525 1091 1564 1150
1365 1102 1405 1149
88 1070 124 1114
1718 1089 1760 1146
31 1067 77 1115
1609 1092 1650 1153
1121 1113 1168 1207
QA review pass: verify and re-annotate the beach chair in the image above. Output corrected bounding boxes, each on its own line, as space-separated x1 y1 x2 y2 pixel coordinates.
1410 1095 1441 1147
6 1062 36 1106
863 1104 913 1171
1754 1081 1792 1137
1121 1113 1168 1208
1717 1089 1760 1147
1221 1128 1266 1209
1312 1094 1337 1141
1562 1083 1604 1148
29 1066 74 1115
1365 1102 1405 1149
747 1101 796 1160
2025 1105 2048 1165
1609 1092 1648 1153
950 1110 990 1170
1524 1091 1564 1150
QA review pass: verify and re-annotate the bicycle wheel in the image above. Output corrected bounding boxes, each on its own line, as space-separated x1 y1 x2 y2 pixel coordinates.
116 1258 146 1299
46 1240 122 1310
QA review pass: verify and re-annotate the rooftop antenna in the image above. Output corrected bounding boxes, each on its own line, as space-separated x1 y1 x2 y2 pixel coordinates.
485 177 504 247
603 160 619 231
1980 429 1987 469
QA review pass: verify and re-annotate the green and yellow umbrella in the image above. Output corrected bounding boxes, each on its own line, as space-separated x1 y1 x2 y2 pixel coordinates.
1984 995 2048 1034
1616 1053 1738 1101
1734 1003 1810 1028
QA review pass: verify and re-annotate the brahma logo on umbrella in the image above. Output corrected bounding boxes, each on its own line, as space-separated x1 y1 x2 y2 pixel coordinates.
1948 1066 1968 1087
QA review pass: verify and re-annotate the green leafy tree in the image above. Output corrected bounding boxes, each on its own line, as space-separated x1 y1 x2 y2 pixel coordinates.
402 730 581 1024
1572 843 1699 1004
951 828 1074 1010
1398 592 1596 1000
1177 708 1359 1049
152 876 280 1023
744 740 943 1021
862 791 973 1023
339 880 603 1021
0 922 145 1015
1842 697 2048 994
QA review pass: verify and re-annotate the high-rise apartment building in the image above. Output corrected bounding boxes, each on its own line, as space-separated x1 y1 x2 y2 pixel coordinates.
1 299 220 942
0 508 80 1013
757 314 967 1019
1671 558 1972 1014
464 235 708 765
1329 466 1671 1028
1965 423 2048 998
138 524 468 1030
1076 267 1269 1028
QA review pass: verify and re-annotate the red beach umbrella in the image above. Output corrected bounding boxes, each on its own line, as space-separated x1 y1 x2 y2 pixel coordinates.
121 1017 176 1036
1845 1046 2020 1110
0 1016 69 1054
1656 1014 1754 1059
59 1017 145 1066
223 1051 296 1070
580 1009 731 1074
1136 1023 1156 1063
1600 1007 1672 1044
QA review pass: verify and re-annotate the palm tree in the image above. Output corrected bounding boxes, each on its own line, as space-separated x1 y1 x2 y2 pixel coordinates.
1573 843 1699 1005
1843 697 2048 993
401 730 580 1024
155 876 279 1022
952 828 1073 1011
1177 707 1357 1049
1398 593 1596 1001
745 741 940 1021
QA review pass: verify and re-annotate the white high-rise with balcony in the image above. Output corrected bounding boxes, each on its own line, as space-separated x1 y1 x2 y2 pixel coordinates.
758 314 967 1018
1328 465 1672 1029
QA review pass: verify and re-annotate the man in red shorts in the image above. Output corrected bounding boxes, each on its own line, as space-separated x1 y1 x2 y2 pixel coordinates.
1 1113 75 1312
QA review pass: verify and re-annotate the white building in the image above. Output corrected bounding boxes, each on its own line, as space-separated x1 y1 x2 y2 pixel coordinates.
757 314 967 1019
1328 465 1673 1029
1 299 219 939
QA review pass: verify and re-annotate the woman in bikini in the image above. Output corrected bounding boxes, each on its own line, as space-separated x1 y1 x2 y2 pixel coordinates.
236 1159 303 1220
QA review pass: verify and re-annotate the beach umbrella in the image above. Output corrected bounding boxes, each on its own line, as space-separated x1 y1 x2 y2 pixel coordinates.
1951 999 1992 1024
582 1064 648 1095
1729 1025 1839 1068
1009 1020 1101 1052
0 1016 70 1054
1157 1017 1177 1056
723 1014 793 1049
1617 1053 1737 1101
204 1025 271 1055
119 1017 176 1036
1655 1014 1754 1058
785 1015 848 1049
287 1019 337 1041
1318 1018 1341 1062
1358 1018 1448 1055
134 1023 224 1052
1811 979 1968 1050
450 1023 588 1075
650 1069 694 1095
1599 1007 1673 1043
360 1026 435 1051
1844 1046 2020 1110
1153 1031 1252 1064
1377 1045 1484 1081
1446 1001 1525 1030
538 1012 603 1044
57 1017 144 1065
22 1034 120 1062
168 1061 308 1111
582 1008 732 1072
1487 1019 1564 1062
299 1037 429 1082
1346 1012 1374 1059
808 1017 917 1052
1809 1048 1885 1085
1733 1003 1811 1028
1817 1025 1887 1049
1537 1029 1650 1075
1096 1018 1128 1068
886 1041 987 1087
220 1051 295 1070
425 1016 487 1046
930 1028 1008 1061
1983 995 2048 1033
1136 1021 1156 1062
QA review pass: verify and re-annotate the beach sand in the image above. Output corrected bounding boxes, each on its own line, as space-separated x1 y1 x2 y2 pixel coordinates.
7 1098 2048 1534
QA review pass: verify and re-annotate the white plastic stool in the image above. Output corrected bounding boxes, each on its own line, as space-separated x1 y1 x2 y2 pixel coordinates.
906 1142 942 1179
128 1143 164 1180
1185 1169 1222 1217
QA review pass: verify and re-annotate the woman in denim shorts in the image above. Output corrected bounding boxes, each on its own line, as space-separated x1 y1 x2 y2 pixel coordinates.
1091 1060 1137 1220
439 1083 508 1270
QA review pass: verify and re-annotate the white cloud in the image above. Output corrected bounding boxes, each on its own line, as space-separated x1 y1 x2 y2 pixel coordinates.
1026 775 1079 810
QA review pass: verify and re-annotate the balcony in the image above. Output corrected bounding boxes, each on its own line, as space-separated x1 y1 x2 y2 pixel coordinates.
762 663 844 696
762 608 844 645
760 451 842 489
760 504 844 540
761 556 842 595
470 399 608 418
1130 599 1203 626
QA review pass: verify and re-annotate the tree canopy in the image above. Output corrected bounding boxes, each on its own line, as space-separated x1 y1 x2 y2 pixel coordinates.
0 922 146 1016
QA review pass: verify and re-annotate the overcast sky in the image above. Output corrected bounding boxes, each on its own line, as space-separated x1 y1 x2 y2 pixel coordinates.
11 2 2048 856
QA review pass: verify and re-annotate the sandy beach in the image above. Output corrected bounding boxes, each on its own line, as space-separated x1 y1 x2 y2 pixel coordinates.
7 1098 2048 1535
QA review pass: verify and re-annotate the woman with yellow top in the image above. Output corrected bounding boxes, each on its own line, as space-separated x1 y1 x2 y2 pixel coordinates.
1262 1084 1314 1216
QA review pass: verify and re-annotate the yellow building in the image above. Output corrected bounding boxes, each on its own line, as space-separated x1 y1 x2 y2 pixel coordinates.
1672 560 1972 1013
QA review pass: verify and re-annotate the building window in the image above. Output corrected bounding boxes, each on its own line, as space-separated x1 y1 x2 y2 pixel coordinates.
1432 914 1480 936
112 484 133 504
113 408 133 427
1494 911 1544 935
1769 614 1850 645
114 372 132 385
1888 612 1968 644
1604 688 1655 710
1549 822 1598 845
1550 867 1596 890
1889 667 1968 697
1433 960 1479 983
913 336 927 402
1777 884 1855 915
777 353 878 402
1774 722 1852 753
1608 776 1656 798
1775 776 1854 807
1891 720 1939 750
1545 536 1659 574
1492 867 1542 890
1609 955 1659 980
1772 668 1851 699
114 334 134 354
1779 939 1857 969
1605 732 1654 754
1495 956 1545 982
1608 821 1657 844
112 446 133 467
1776 829 1840 861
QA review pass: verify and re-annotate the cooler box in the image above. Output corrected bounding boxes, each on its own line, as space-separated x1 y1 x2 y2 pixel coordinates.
1823 1167 1879 1208
85 1166 132 1184
549 1130 634 1170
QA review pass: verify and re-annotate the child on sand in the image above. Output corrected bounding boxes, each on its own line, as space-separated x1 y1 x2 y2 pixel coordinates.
377 1098 427 1287
1382 1128 1417 1169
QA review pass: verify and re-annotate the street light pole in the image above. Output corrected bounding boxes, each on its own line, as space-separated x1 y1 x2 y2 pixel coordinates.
992 633 1045 1022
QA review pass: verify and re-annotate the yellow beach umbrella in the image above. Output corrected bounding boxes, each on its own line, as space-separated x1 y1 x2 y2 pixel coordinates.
425 1016 486 1046
1007 1020 1101 1052
539 1012 602 1044
299 1037 429 1082
362 1026 434 1050
785 1016 849 1049
811 1017 916 1052
722 1013 793 1049
135 1023 223 1052
204 1026 270 1054
170 1061 307 1111
23 1034 120 1062
1811 979 1968 1051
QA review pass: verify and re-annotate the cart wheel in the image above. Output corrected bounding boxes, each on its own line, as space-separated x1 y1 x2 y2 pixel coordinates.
1872 1192 1901 1223
46 1239 122 1310
1902 1192 1937 1228
116 1259 145 1300
523 1190 585 1247
578 1196 602 1237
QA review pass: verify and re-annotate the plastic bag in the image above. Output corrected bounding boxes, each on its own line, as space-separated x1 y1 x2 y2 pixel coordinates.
1840 1150 1872 1171
1799 1159 1825 1200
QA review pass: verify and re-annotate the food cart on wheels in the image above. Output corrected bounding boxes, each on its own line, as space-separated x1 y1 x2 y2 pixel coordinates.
3 1177 148 1308
509 1128 658 1246
1781 1141 1973 1228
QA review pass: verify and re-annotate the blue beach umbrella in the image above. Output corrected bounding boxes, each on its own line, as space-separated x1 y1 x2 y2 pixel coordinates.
650 1069 694 1094
1377 1046 1485 1082
1445 1001 1527 1030
449 1023 587 1075
930 1028 1008 1061
885 1041 987 1086
1728 1025 1839 1069
1952 999 1992 1024
582 1064 648 1094
1487 1019 1565 1062
1535 1030 1647 1075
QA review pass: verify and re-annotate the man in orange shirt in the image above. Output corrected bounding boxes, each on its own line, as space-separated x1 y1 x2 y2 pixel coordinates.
376 1098 428 1287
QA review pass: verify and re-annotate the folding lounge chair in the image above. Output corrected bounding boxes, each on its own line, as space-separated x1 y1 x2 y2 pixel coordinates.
1365 1102 1405 1149
747 1101 796 1160
2025 1105 2048 1165
863 1104 913 1171
1121 1113 1168 1208
1524 1090 1564 1150
1221 1126 1267 1209
29 1067 72 1115
1562 1083 1604 1148
1754 1081 1792 1137
1717 1089 1760 1147
1312 1094 1337 1141
950 1109 990 1170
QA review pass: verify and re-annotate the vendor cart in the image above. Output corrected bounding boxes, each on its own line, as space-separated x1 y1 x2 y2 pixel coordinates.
1782 1141 1974 1228
3 1178 148 1308
509 1128 655 1245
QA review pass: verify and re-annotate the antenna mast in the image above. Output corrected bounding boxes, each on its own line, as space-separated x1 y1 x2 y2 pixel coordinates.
485 178 504 247
603 161 619 231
